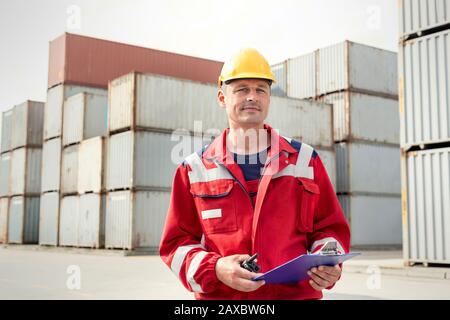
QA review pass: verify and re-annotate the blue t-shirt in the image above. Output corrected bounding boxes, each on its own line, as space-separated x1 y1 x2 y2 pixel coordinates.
232 148 268 181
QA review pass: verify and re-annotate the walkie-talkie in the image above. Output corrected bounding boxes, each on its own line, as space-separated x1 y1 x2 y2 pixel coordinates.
241 253 261 272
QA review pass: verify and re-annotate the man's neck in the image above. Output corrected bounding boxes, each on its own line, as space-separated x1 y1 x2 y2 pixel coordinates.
227 123 270 155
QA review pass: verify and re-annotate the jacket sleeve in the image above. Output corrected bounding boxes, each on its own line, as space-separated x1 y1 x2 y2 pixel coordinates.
159 164 222 294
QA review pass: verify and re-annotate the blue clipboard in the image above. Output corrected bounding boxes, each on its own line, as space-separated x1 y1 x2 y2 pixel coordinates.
253 252 360 284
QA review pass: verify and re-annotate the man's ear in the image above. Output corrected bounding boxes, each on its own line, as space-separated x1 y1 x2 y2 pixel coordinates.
217 88 226 108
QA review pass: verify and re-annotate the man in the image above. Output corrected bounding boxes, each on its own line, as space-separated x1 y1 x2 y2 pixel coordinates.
160 48 350 299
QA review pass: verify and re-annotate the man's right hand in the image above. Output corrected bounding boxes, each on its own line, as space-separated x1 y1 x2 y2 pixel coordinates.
215 254 265 292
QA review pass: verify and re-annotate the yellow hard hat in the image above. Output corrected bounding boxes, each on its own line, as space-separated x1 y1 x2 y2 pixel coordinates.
218 48 276 87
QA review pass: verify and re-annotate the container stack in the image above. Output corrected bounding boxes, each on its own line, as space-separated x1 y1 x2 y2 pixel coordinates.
272 41 401 247
0 101 44 244
399 0 450 265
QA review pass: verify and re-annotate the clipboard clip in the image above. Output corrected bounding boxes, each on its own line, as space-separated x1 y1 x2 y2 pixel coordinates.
316 241 339 256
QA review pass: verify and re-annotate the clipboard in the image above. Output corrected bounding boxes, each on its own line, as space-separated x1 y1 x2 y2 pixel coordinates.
252 252 360 284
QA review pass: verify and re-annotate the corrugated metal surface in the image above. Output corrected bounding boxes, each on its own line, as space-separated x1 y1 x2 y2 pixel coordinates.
38 192 60 246
267 97 333 148
318 41 398 97
338 194 402 246
0 197 9 243
48 33 223 89
399 0 450 38
78 193 105 248
63 93 107 146
271 61 287 96
399 29 450 147
59 195 79 246
0 153 11 197
107 130 207 190
319 91 399 143
8 196 40 244
315 148 336 189
105 190 170 249
1 109 13 153
286 52 316 99
10 148 42 196
78 137 106 194
11 101 45 149
41 138 61 193
404 148 450 264
61 145 79 195
44 84 107 141
336 142 401 195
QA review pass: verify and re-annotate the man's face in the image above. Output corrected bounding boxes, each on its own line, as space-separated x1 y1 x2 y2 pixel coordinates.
218 78 271 129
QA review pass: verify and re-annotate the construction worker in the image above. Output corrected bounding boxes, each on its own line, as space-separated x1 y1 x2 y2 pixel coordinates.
160 48 350 299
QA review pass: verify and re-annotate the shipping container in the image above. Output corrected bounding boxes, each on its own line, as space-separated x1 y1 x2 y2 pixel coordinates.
1 109 13 153
48 32 223 89
0 152 11 197
105 190 169 250
44 84 107 140
63 93 108 146
336 142 401 195
399 0 450 38
318 91 399 144
271 61 287 96
38 191 60 246
78 137 106 194
10 147 42 196
11 101 45 149
0 197 9 243
399 29 450 148
315 148 336 189
61 144 79 195
41 138 61 193
403 147 450 265
7 196 40 244
286 52 316 99
338 194 402 246
59 195 79 247
78 193 106 248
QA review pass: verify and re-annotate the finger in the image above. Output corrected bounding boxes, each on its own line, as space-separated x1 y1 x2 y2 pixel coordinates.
234 254 251 263
308 270 329 288
234 265 260 280
235 278 265 292
317 265 341 276
310 267 338 282
309 279 324 291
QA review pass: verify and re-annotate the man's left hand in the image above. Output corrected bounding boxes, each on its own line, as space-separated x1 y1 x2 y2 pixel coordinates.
307 265 341 291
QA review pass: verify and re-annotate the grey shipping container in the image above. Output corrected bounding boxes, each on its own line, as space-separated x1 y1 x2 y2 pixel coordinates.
11 101 45 149
78 193 106 248
0 152 11 197
61 144 79 195
41 138 61 193
1 109 13 153
399 0 450 38
402 147 450 265
318 91 399 144
7 196 40 244
105 190 170 250
286 51 316 99
44 84 107 140
338 194 402 246
336 141 401 195
39 191 60 246
0 197 9 243
399 29 450 148
78 137 106 194
315 148 336 190
10 147 42 196
63 92 108 146
271 61 287 96
59 195 79 247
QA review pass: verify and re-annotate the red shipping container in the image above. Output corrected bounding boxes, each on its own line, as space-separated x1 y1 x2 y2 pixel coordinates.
47 33 223 89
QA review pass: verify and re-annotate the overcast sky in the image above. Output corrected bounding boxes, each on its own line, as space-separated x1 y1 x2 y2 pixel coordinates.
0 0 399 111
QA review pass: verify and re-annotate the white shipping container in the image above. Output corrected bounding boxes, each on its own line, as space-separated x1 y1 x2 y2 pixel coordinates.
39 192 60 246
10 147 42 196
63 92 108 146
286 51 316 99
78 137 106 194
7 196 40 244
399 0 450 38
338 194 402 246
41 138 62 193
318 91 399 144
399 29 450 148
44 84 107 141
0 152 11 197
1 109 13 153
105 190 170 250
78 193 106 248
61 144 79 195
59 195 79 247
403 147 450 265
0 197 9 243
315 148 336 190
271 61 287 96
336 142 401 195
11 101 45 149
